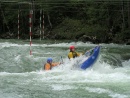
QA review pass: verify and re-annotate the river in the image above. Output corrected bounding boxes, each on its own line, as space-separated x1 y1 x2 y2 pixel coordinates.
0 39 130 98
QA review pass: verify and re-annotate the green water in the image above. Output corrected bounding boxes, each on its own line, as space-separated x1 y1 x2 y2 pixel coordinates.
0 39 130 98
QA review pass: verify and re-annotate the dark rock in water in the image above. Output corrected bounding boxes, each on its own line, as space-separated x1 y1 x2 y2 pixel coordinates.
78 35 101 44
126 42 130 45
126 39 130 45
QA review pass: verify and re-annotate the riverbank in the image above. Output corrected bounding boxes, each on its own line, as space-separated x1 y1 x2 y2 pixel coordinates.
0 32 129 45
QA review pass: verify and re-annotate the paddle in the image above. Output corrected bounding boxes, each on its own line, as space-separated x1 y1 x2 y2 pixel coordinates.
60 56 64 64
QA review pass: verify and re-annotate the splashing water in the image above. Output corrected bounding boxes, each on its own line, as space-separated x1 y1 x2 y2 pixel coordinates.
0 39 130 98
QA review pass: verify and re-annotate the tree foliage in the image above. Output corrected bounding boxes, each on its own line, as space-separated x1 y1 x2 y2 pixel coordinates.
0 0 130 43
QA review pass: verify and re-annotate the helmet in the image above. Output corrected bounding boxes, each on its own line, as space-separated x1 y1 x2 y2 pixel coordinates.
47 57 53 63
69 45 75 50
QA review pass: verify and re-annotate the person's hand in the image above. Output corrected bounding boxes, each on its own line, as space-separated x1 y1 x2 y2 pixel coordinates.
60 62 63 64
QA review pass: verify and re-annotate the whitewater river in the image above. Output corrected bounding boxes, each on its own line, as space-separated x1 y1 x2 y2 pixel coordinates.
0 39 130 98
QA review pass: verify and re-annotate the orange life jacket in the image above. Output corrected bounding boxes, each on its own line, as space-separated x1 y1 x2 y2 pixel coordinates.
44 63 52 70
44 62 60 70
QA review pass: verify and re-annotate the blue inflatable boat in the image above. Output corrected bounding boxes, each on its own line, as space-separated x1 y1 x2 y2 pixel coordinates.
80 46 100 70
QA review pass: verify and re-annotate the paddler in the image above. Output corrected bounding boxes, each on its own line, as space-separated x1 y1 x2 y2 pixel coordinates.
44 57 61 70
68 45 82 59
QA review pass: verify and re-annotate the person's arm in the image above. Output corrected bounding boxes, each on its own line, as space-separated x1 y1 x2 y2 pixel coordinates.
51 62 60 67
77 52 81 56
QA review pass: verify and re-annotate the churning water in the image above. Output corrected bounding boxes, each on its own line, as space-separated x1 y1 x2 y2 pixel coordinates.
0 39 130 98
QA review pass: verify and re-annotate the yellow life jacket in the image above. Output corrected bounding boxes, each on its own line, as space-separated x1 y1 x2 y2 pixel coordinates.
68 51 80 59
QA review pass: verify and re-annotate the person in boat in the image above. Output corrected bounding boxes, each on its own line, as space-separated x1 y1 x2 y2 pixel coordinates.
68 45 94 59
68 45 82 59
44 57 61 70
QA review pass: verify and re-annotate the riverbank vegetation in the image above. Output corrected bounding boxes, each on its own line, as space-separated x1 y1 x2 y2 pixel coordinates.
0 0 130 44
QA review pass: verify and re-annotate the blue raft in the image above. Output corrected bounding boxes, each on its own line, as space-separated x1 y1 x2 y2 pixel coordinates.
80 46 100 70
